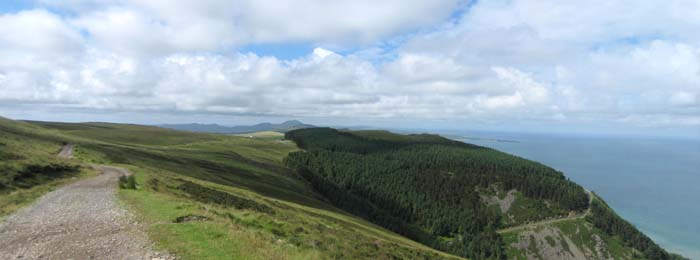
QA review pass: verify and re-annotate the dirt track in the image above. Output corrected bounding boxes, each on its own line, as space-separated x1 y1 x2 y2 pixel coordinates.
497 190 594 234
0 145 171 259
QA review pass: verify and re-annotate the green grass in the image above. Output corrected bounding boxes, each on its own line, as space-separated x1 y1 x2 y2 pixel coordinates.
233 131 286 140
501 231 528 259
119 173 321 260
0 117 100 217
2 117 661 260
72 138 329 211
0 168 96 218
1 117 462 259
503 192 570 227
119 166 461 260
30 121 223 146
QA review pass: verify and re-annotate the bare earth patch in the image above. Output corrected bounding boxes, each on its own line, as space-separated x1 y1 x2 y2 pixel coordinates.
482 189 517 213
0 165 172 259
57 144 74 159
511 226 588 260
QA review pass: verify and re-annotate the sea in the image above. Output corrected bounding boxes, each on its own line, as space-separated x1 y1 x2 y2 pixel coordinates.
436 130 700 259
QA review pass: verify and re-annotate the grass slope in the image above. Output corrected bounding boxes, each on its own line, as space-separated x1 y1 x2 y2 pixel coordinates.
4 119 461 260
2 118 685 260
0 117 98 218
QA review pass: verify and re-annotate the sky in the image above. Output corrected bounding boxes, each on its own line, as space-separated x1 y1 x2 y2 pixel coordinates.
0 1 699 138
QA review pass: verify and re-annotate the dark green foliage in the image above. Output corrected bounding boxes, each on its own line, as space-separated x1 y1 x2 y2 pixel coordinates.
127 175 137 189
0 150 24 160
295 166 431 241
177 179 274 214
286 127 473 154
1 163 80 191
147 178 160 191
118 175 127 188
174 214 210 223
464 226 506 259
284 128 590 259
587 199 687 260
118 175 137 189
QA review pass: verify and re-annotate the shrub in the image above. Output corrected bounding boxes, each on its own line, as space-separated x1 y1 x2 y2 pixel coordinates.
147 178 160 191
9 163 80 189
119 175 137 189
174 214 210 223
177 179 273 214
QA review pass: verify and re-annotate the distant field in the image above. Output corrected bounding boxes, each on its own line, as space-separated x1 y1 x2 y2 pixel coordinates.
233 131 285 140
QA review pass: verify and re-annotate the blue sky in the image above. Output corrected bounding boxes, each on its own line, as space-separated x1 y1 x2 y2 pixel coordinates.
240 42 315 60
0 1 698 138
0 1 33 13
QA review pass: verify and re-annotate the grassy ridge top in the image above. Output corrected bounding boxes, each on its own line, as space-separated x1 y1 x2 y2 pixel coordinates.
29 121 223 146
1 117 462 259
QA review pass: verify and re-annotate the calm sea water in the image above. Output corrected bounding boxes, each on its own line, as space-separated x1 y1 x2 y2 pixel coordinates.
442 131 699 259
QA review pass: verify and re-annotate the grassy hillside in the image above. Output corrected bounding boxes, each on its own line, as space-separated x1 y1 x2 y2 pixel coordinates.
234 131 285 140
0 117 95 217
284 128 686 260
1 118 686 260
1 118 461 260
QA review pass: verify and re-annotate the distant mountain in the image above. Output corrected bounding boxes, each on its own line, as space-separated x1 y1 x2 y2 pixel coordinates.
157 123 235 134
159 120 314 134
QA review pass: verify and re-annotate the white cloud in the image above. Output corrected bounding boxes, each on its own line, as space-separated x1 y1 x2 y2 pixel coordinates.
390 1 700 126
484 67 549 110
37 0 461 56
670 92 697 107
231 0 460 44
312 48 335 59
1 0 699 132
0 10 83 69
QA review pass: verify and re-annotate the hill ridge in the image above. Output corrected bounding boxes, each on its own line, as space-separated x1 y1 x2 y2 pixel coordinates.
159 120 313 134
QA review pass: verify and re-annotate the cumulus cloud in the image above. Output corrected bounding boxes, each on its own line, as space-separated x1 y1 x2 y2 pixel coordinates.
38 0 461 55
391 0 700 126
486 67 549 109
0 9 83 68
1 0 699 131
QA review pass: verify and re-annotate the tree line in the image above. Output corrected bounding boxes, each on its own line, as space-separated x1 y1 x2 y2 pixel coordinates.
587 199 687 260
284 128 590 259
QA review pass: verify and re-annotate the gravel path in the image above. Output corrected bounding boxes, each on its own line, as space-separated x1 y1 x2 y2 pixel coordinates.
0 161 171 259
